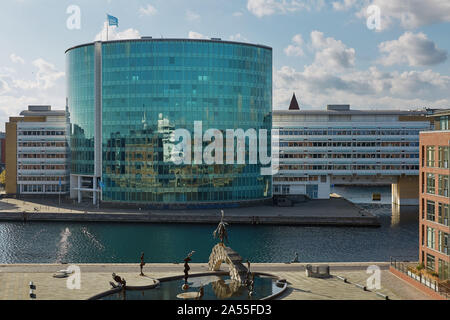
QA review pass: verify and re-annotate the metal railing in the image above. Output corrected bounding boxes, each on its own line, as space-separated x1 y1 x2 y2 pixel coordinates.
390 256 449 299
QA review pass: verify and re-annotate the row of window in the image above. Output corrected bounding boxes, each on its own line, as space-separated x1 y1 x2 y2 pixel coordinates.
102 189 268 202
101 41 270 60
280 153 419 159
424 226 449 256
424 174 449 197
424 253 449 280
19 130 66 136
18 176 68 182
18 154 68 159
278 164 419 171
21 184 68 193
423 200 449 226
273 176 322 182
279 129 421 136
102 69 269 84
424 146 449 168
18 165 68 170
280 141 419 147
18 142 68 147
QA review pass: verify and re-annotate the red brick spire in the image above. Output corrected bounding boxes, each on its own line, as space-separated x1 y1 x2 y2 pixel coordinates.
289 93 300 110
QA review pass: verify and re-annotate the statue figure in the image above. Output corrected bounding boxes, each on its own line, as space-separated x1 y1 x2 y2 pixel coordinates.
196 286 205 300
112 273 127 288
140 252 146 276
213 210 228 246
245 260 254 297
182 251 195 290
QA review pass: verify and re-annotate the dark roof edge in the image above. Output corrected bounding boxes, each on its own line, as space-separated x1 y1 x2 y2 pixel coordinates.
65 38 272 54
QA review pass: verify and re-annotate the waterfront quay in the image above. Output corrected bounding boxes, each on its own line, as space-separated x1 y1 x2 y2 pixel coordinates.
0 262 431 300
0 196 379 227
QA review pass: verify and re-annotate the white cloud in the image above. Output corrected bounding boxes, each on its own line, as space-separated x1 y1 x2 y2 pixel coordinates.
232 11 244 17
275 65 450 110
378 32 447 67
229 33 248 42
333 0 450 29
139 4 158 16
186 10 200 21
332 0 357 11
188 31 207 39
12 59 64 90
284 34 304 56
10 54 25 65
0 59 65 131
0 79 11 95
94 22 141 41
274 30 450 110
247 0 325 18
309 31 356 70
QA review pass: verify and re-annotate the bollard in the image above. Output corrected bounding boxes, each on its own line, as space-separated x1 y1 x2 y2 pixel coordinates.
355 283 367 291
375 292 389 300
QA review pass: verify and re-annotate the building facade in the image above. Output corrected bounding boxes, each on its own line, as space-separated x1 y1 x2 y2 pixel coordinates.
66 38 272 207
419 110 449 281
5 106 70 195
0 132 5 171
273 101 432 203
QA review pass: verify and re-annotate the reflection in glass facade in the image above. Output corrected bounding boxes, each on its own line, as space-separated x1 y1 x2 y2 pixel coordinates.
66 39 272 206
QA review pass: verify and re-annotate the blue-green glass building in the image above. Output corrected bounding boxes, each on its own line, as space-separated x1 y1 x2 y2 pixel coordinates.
66 38 272 208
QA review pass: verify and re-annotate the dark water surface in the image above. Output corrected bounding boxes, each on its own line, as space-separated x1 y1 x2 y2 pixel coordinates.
99 275 281 300
0 202 419 264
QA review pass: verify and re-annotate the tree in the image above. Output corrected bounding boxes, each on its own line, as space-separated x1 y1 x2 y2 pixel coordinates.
0 170 5 186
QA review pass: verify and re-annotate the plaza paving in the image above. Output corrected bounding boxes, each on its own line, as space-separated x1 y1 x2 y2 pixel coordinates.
0 263 432 300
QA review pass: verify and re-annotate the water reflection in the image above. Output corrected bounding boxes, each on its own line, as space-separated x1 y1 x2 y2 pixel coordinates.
99 275 280 300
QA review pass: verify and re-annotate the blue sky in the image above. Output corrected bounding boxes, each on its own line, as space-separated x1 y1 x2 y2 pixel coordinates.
1 0 450 130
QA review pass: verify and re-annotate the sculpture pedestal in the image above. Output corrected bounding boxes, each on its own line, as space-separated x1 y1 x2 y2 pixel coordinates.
176 292 201 300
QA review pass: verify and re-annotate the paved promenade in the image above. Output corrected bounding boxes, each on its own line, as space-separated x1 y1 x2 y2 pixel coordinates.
0 197 379 226
0 263 432 300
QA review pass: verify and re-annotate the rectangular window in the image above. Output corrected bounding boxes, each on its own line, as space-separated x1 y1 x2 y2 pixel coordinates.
438 231 449 255
427 227 435 250
438 259 449 280
427 200 435 221
438 175 449 197
426 253 435 271
438 203 449 226
426 173 435 194
426 146 435 167
438 146 449 169
440 116 449 131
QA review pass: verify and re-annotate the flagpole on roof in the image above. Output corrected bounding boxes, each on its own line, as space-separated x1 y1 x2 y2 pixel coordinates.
106 14 109 41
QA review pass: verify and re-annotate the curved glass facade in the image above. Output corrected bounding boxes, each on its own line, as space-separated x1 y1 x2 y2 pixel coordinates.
67 45 95 175
67 39 272 206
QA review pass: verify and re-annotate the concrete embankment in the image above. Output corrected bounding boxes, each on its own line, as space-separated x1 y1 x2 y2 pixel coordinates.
0 197 380 227
0 211 380 226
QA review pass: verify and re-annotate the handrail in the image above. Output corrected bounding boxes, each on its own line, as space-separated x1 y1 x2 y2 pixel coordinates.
390 256 449 299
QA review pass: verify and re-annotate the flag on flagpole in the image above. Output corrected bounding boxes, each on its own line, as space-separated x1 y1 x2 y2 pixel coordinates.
107 14 119 27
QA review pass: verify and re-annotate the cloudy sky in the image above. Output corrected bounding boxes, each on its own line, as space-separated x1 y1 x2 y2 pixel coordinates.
1 0 450 130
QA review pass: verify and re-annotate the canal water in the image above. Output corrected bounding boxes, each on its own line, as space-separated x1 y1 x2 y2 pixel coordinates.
0 187 419 264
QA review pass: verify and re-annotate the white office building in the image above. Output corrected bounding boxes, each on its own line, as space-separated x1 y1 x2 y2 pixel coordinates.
9 106 70 195
273 100 433 204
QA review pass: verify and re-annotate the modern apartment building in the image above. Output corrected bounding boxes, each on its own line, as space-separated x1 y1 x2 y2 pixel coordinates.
273 96 433 203
5 105 70 195
419 109 449 281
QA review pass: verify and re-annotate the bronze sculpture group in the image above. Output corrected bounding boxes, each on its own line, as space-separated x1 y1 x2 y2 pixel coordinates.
213 210 228 245
111 273 127 289
182 251 195 290
140 252 146 276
